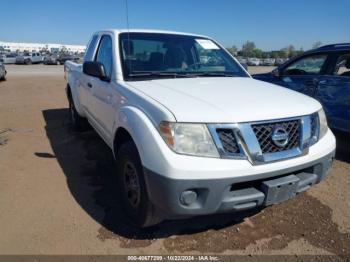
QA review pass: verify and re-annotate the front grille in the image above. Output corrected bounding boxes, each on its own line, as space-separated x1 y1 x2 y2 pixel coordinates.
252 120 300 154
217 129 240 154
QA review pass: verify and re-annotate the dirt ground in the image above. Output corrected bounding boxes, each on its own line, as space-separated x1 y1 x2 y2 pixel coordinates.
0 65 349 257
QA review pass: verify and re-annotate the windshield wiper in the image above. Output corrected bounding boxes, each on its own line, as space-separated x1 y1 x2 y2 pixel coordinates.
127 71 240 80
128 72 198 79
191 72 238 77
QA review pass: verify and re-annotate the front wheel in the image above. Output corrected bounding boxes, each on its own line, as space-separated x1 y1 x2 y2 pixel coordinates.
117 141 162 227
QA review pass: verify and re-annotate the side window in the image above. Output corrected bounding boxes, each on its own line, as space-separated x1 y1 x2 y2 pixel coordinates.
95 35 113 79
84 35 99 62
333 54 350 77
283 54 327 76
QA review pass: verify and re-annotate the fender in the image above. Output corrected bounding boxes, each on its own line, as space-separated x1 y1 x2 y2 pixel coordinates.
112 106 172 172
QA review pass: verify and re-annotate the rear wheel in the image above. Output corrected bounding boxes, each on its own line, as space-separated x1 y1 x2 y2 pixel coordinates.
25 59 32 65
117 141 161 227
68 95 88 131
0 72 6 81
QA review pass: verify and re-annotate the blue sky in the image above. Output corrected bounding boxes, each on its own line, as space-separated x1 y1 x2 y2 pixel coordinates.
0 0 349 50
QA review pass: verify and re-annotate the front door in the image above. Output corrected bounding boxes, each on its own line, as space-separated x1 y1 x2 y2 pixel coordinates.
277 53 329 97
315 53 350 132
88 35 116 140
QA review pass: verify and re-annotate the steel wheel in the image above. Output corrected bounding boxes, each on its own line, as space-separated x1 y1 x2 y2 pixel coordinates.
123 161 141 208
69 100 76 124
117 141 162 227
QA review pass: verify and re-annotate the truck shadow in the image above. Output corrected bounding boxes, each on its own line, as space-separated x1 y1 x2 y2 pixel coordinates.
40 109 350 241
40 108 261 240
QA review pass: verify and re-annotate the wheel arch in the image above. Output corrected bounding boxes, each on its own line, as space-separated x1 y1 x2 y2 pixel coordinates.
111 106 170 171
113 127 135 158
65 81 85 117
66 83 72 100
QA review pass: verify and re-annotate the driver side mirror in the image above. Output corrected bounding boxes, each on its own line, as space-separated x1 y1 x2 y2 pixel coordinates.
272 68 281 78
83 61 110 81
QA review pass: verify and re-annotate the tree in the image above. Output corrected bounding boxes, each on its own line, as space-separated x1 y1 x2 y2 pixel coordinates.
60 46 68 54
312 41 322 49
226 45 238 56
278 48 289 58
251 48 263 58
241 41 256 57
287 45 296 58
279 45 297 58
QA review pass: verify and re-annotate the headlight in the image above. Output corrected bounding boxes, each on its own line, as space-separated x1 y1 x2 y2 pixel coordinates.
318 108 328 139
159 122 219 158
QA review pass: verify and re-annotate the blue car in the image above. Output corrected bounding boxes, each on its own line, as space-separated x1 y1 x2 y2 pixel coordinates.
253 43 350 133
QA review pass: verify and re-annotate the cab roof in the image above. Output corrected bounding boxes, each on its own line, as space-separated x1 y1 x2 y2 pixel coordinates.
94 29 208 38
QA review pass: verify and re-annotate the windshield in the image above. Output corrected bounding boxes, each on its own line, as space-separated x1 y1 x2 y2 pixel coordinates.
119 32 249 80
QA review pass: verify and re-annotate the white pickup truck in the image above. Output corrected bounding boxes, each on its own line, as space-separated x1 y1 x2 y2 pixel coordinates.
65 29 336 227
15 52 43 65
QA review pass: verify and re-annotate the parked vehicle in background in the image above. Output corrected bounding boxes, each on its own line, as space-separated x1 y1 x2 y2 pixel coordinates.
64 29 335 227
237 57 247 64
15 52 43 64
75 53 85 64
43 54 60 65
275 58 288 66
44 53 80 65
262 58 275 66
237 57 248 69
247 57 260 66
57 54 80 65
253 43 350 133
1 53 17 64
0 60 7 81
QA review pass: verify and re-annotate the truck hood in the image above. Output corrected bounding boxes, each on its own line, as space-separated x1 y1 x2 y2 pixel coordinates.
127 77 321 123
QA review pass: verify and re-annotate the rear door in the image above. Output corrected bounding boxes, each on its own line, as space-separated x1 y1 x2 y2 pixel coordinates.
276 53 329 96
315 52 350 132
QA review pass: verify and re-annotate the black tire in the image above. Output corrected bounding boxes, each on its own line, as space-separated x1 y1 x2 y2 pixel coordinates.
68 95 88 131
117 141 161 227
25 59 32 65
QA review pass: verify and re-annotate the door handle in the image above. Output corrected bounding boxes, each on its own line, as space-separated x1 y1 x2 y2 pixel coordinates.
318 80 327 85
87 82 92 88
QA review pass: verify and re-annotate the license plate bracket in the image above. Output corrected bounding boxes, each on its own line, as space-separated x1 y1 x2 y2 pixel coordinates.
261 174 300 206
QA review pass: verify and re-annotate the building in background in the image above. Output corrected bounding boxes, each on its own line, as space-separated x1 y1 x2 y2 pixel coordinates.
0 41 86 53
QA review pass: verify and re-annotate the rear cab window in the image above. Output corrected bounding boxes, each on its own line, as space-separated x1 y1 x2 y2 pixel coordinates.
84 34 100 62
95 35 113 80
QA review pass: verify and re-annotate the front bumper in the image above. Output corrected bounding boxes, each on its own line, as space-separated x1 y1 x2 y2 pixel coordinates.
127 109 336 218
144 150 335 217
